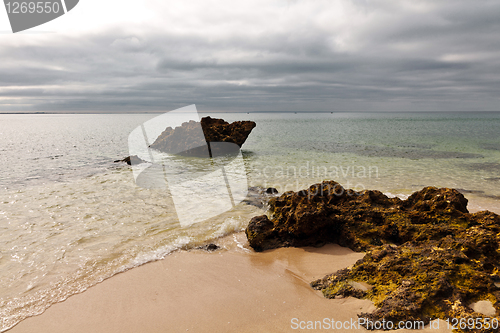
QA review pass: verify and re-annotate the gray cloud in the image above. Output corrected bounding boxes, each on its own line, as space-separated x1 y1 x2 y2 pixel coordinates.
1 0 500 112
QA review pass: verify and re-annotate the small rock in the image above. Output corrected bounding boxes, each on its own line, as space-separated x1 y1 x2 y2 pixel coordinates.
265 187 279 194
243 186 278 208
198 243 220 251
114 155 147 165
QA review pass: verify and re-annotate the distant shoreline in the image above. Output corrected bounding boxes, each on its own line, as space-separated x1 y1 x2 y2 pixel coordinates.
2 111 500 115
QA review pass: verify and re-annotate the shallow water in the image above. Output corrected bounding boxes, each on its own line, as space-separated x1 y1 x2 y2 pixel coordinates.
0 111 499 331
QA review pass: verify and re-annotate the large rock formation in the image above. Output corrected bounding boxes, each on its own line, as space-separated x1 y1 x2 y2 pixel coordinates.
200 116 256 147
245 181 500 330
149 116 256 157
245 181 478 251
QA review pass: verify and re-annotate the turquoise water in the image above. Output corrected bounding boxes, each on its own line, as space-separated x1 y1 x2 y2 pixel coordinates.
0 112 499 331
237 112 500 211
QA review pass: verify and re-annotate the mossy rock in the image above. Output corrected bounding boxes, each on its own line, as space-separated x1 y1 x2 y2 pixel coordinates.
245 181 500 331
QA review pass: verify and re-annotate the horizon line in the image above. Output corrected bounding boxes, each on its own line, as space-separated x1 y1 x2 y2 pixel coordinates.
2 110 500 115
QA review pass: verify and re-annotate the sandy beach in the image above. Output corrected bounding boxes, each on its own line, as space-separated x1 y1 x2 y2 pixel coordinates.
6 232 453 333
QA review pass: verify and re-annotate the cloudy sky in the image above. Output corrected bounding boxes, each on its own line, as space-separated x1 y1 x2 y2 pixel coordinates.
1 0 500 113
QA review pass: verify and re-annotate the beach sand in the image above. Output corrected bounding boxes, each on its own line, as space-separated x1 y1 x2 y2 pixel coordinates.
7 232 451 333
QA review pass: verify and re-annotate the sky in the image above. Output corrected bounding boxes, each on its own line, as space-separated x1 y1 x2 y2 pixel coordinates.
1 0 500 113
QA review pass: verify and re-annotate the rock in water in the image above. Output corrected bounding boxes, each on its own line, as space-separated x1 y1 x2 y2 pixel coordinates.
200 116 256 147
265 187 279 194
243 186 280 209
114 155 147 165
245 180 500 328
149 116 256 157
197 243 220 251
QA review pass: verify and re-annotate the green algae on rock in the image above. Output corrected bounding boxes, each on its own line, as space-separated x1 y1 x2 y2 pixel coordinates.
245 181 500 331
312 241 500 331
246 181 479 252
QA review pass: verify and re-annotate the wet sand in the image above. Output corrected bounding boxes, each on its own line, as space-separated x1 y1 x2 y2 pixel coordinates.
7 233 451 333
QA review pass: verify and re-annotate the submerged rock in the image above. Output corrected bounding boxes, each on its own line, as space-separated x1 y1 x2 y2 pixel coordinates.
149 116 256 157
245 181 500 331
243 186 280 209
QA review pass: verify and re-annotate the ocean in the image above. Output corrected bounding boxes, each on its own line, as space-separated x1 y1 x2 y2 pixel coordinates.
1 111 499 331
